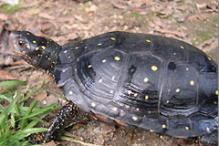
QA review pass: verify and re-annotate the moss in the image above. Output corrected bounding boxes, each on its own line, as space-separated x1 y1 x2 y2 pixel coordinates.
131 12 143 19
128 11 155 31
189 15 219 45
0 3 19 14
193 30 215 44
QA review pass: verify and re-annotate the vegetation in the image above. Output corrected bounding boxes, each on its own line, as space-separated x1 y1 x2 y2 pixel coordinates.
0 80 58 146
0 3 19 14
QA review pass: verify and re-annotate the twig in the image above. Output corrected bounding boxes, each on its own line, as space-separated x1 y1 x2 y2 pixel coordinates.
60 136 101 146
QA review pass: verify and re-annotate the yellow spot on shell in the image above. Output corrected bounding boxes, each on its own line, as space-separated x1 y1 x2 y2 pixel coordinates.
91 102 96 107
32 40 37 44
69 91 73 95
176 88 180 93
151 65 158 72
190 80 195 86
180 45 184 49
97 43 102 46
114 56 121 61
146 39 151 43
145 95 149 100
132 116 138 121
216 90 218 95
41 46 46 49
98 79 103 83
112 107 118 112
143 77 149 83
110 37 116 41
35 47 39 50
127 90 132 95
185 126 190 130
161 124 167 129
102 59 107 63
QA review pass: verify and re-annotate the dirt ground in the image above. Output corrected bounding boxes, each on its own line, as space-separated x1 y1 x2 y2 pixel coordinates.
0 0 218 146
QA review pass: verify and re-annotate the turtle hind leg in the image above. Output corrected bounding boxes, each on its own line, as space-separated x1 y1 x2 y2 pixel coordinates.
200 130 218 146
29 101 89 144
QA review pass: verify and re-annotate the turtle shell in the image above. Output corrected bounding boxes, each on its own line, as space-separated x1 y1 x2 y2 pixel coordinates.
54 31 218 138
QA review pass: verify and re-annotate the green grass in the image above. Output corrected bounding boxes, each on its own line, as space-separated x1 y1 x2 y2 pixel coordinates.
0 80 58 146
0 3 20 14
187 14 219 45
130 12 146 24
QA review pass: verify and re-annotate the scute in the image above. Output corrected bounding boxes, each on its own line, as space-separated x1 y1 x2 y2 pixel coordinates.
54 31 218 138
160 63 200 116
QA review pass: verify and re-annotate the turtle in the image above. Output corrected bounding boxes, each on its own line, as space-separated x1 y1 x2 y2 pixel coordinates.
9 31 218 146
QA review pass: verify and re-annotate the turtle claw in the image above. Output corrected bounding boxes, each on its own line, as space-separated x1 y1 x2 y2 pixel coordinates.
28 132 47 144
29 131 58 144
29 132 56 144
28 102 81 144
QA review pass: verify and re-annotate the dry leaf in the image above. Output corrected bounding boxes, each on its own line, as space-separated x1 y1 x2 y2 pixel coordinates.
0 13 8 20
43 141 57 146
85 4 97 13
34 91 48 101
111 0 129 9
0 70 16 80
39 13 55 20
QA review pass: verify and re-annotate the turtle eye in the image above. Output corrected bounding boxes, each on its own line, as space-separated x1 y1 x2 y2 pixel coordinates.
17 40 26 47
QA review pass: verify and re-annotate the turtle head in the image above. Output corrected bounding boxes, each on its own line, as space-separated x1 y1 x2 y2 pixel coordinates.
9 31 61 71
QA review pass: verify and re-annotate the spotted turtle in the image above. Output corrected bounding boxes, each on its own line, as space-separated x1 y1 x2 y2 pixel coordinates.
9 31 218 145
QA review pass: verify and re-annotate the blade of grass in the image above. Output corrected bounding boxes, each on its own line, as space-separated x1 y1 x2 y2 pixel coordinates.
0 80 26 93
0 94 12 102
0 88 58 146
20 100 38 129
25 119 42 129
10 113 16 128
61 136 101 146
0 112 6 124
16 128 48 140
20 104 57 120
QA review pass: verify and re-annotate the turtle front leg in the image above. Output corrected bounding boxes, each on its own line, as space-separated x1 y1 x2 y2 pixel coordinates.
45 101 89 141
29 101 89 144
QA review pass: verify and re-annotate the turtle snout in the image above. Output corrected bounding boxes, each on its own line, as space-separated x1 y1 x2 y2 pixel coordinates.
9 31 20 42
9 31 20 51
